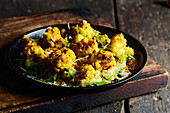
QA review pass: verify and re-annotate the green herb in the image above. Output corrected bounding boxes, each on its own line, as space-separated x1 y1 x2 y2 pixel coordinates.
99 41 104 47
33 35 43 42
76 24 79 34
81 34 90 39
26 62 38 68
127 54 135 60
44 77 53 82
102 75 111 81
120 54 124 63
99 41 109 50
78 57 82 59
64 34 71 47
97 35 104 42
103 43 109 49
67 23 70 30
115 66 121 74
64 68 76 78
38 80 47 84
39 59 46 63
72 70 77 76
97 31 101 35
94 81 109 86
97 35 109 49
53 73 58 81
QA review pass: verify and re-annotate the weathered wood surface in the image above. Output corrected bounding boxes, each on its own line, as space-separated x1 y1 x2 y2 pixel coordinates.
0 7 169 112
117 0 170 113
0 0 115 26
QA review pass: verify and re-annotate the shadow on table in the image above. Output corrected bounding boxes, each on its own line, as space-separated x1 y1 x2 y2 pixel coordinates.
153 1 170 8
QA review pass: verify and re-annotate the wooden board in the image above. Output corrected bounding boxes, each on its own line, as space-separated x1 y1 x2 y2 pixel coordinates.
0 8 169 113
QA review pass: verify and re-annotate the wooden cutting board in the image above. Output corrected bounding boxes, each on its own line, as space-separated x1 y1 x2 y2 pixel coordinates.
0 8 169 113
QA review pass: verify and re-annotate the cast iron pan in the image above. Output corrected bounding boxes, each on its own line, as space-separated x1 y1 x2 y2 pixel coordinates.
5 24 147 93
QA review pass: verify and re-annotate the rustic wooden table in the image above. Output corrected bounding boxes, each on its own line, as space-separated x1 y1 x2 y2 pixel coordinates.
0 0 169 113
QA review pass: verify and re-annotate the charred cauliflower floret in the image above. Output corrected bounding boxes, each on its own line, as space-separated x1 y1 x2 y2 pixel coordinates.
40 27 65 49
48 48 76 72
89 50 116 71
78 20 97 38
78 64 102 87
71 38 99 57
68 20 97 39
19 35 38 51
23 45 47 60
108 33 134 65
96 34 111 48
44 48 58 58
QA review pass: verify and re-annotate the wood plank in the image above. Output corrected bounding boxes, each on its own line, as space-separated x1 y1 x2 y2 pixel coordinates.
117 0 170 112
0 8 168 113
0 0 115 26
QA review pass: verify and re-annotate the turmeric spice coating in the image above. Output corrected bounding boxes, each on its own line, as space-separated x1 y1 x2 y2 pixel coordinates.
19 20 136 87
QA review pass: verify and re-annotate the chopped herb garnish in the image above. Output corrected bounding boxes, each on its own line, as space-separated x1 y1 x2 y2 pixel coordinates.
81 34 90 39
127 54 135 60
102 75 111 81
26 62 38 68
67 23 70 30
44 77 53 82
64 34 71 47
53 73 58 81
103 43 109 49
40 59 46 63
97 35 104 42
97 31 101 35
76 24 79 34
33 35 43 42
94 81 109 86
64 68 76 78
120 54 124 63
97 35 109 49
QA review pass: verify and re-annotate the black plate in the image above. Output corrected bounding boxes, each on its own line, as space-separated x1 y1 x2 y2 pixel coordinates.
5 24 147 93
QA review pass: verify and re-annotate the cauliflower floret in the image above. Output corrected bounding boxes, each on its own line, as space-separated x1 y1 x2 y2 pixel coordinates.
125 47 134 56
72 34 84 43
19 35 38 51
68 20 97 39
78 64 102 87
95 34 111 48
71 37 99 57
108 33 135 62
48 48 76 72
78 20 97 38
23 45 47 60
40 27 65 49
89 50 116 71
108 33 127 58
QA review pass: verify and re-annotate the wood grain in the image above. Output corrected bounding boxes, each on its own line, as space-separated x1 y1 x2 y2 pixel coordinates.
117 0 170 112
0 8 169 113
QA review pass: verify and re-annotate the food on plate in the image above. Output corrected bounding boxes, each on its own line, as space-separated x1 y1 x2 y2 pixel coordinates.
18 20 137 87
